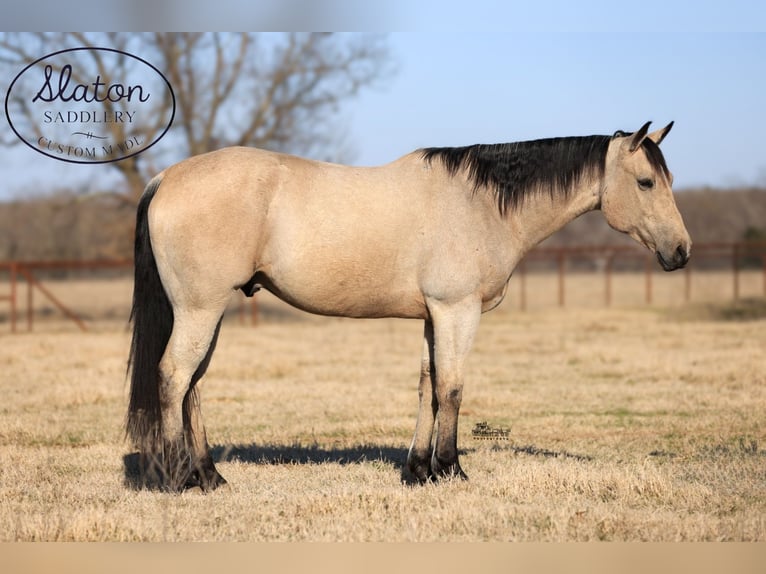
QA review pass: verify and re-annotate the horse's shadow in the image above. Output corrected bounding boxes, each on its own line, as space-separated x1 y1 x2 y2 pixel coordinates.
123 442 416 489
212 442 408 468
123 442 592 490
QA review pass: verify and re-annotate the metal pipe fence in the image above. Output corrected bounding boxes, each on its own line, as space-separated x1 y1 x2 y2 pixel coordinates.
1 242 764 332
514 242 766 310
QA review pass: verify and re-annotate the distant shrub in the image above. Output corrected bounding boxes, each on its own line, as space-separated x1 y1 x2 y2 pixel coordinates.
742 226 766 268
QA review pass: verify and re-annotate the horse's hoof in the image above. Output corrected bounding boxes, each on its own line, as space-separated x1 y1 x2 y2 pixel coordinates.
431 458 468 481
406 451 436 485
183 467 227 492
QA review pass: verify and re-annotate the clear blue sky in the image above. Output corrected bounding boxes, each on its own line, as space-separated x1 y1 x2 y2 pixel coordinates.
346 32 766 189
2 3 766 197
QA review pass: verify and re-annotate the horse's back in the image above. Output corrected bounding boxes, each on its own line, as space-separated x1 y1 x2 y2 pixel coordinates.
146 147 437 317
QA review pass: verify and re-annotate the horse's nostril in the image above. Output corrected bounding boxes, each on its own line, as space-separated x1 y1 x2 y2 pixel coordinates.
676 245 689 265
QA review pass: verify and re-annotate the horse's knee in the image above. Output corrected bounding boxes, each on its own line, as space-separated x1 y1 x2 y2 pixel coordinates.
438 385 463 410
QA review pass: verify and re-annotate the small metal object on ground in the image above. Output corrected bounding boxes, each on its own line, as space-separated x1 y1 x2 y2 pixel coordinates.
471 421 510 441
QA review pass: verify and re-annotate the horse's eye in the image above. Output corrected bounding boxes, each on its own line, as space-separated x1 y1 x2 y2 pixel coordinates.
637 178 654 191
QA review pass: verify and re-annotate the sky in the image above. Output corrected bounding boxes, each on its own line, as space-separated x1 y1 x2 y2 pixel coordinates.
2 3 765 198
345 32 766 189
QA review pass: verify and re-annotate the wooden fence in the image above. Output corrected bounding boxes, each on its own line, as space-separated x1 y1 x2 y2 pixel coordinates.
1 242 765 332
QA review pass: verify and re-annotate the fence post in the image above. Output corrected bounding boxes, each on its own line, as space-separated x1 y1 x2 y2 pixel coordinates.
685 264 692 303
251 295 259 325
27 268 34 331
557 252 565 307
732 243 740 300
763 254 766 297
19 267 87 332
604 253 613 307
519 260 527 311
645 255 653 305
9 262 17 333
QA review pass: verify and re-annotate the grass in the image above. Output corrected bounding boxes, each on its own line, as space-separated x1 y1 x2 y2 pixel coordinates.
0 282 764 541
669 297 766 322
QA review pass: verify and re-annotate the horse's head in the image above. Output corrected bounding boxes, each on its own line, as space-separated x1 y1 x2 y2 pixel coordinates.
601 121 691 271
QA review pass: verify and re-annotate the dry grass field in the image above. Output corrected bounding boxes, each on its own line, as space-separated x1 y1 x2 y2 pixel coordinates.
0 275 764 541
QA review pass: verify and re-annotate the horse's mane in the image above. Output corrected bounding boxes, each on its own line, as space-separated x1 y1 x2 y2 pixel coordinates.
420 133 669 215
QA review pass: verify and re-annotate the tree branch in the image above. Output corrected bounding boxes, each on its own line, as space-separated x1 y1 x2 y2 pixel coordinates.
0 32 393 203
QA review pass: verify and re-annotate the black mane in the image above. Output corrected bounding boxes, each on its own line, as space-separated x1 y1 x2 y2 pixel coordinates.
421 135 612 215
421 133 670 216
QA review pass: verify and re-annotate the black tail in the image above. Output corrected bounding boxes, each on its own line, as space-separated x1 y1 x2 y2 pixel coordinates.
126 176 172 453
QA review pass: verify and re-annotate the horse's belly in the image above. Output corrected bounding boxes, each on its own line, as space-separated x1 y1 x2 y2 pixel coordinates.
257 267 428 320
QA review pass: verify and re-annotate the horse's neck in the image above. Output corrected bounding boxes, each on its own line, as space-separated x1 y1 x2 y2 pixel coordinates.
506 180 602 255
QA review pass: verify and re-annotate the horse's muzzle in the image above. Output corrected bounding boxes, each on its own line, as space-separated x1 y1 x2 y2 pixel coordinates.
657 244 690 272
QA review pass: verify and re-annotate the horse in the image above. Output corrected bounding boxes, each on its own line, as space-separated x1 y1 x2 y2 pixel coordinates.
127 121 691 491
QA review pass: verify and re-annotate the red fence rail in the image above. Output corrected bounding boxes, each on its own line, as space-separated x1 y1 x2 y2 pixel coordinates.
516 242 766 310
1 242 765 332
0 259 132 333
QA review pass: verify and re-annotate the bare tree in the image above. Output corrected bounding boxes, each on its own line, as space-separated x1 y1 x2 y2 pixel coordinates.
1 32 392 203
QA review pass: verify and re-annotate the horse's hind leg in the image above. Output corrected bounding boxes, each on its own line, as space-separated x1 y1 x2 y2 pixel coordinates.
182 319 227 491
157 307 226 491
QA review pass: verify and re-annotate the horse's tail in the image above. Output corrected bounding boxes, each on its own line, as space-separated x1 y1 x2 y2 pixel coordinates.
126 175 172 453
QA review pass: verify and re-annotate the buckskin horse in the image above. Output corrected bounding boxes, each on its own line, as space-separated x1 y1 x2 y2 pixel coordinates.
127 121 690 491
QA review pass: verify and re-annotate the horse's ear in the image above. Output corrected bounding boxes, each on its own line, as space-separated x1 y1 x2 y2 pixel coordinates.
647 121 674 146
628 121 652 153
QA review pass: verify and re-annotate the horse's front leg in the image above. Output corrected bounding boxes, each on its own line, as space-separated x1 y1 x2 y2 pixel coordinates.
407 320 437 483
428 296 482 480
